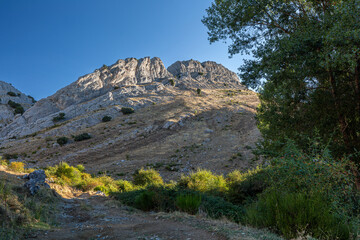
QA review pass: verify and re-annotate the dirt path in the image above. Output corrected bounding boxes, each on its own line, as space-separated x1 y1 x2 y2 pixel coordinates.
28 194 226 240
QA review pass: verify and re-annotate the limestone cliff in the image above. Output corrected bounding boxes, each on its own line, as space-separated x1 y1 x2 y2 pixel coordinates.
0 57 243 139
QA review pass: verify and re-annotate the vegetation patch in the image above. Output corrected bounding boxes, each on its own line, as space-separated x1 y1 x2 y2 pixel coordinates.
73 133 91 142
102 115 112 122
52 113 65 122
121 107 135 115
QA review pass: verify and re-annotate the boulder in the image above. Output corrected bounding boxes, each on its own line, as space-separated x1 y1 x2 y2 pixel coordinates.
23 170 50 195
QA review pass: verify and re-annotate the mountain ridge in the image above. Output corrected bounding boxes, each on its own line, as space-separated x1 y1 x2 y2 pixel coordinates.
0 57 244 140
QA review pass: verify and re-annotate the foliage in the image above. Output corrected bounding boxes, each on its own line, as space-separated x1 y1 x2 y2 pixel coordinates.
7 100 24 114
74 133 91 142
115 179 134 192
179 169 227 194
113 186 244 223
0 157 9 166
203 0 360 162
3 153 18 160
169 79 175 86
121 107 135 115
227 166 269 204
246 190 353 240
133 168 164 186
102 115 112 122
56 137 69 146
175 194 201 215
52 113 65 122
0 178 58 239
266 140 360 219
8 162 25 172
134 191 156 211
196 88 201 95
7 91 16 97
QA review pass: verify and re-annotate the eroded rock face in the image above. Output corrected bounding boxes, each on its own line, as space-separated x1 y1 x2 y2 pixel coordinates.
0 81 35 128
0 57 244 140
167 60 243 89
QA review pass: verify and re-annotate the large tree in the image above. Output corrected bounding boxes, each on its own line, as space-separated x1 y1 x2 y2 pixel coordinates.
203 0 360 164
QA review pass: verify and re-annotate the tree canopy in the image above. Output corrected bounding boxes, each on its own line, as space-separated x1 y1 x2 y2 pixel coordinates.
203 0 360 165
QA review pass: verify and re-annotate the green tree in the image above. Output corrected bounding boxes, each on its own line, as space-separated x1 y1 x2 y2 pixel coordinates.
203 1 360 168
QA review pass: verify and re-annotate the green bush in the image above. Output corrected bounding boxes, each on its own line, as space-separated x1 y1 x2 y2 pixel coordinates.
135 191 156 211
113 186 244 223
7 100 24 114
267 140 360 219
121 107 135 115
169 79 175 86
246 190 352 240
133 168 164 186
175 194 201 215
52 162 82 185
226 167 269 204
74 133 91 142
196 88 201 95
14 106 24 114
7 92 16 97
56 137 68 146
179 169 227 194
102 115 112 122
198 72 204 76
52 113 65 122
200 194 244 223
116 180 134 192
76 164 85 172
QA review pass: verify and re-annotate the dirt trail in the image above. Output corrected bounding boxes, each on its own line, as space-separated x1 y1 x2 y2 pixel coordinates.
28 194 226 240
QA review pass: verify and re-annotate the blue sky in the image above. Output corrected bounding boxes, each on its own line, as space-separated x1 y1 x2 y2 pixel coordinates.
0 0 247 100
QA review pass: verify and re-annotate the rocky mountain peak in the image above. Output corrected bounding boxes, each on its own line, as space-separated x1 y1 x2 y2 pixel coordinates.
0 57 246 139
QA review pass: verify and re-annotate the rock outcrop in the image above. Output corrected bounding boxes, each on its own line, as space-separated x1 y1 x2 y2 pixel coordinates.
23 170 50 195
167 60 243 89
0 57 243 140
0 81 35 129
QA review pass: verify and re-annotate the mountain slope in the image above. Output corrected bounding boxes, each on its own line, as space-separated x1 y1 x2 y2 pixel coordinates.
0 57 259 180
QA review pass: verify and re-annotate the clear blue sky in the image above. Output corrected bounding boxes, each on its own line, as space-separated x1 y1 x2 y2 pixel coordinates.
0 0 247 100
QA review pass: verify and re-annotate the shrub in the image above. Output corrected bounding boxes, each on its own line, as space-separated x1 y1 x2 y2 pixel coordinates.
135 191 156 211
52 162 82 185
8 162 25 172
267 140 360 219
175 194 201 215
227 167 269 204
196 88 201 95
102 116 112 122
14 106 24 114
76 164 85 172
246 190 352 240
7 100 24 114
52 113 65 122
169 79 175 86
56 137 68 146
3 153 18 160
200 194 244 223
0 157 9 166
121 107 135 115
116 180 134 192
74 133 91 142
198 72 204 76
133 168 164 186
7 91 16 96
179 169 227 194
